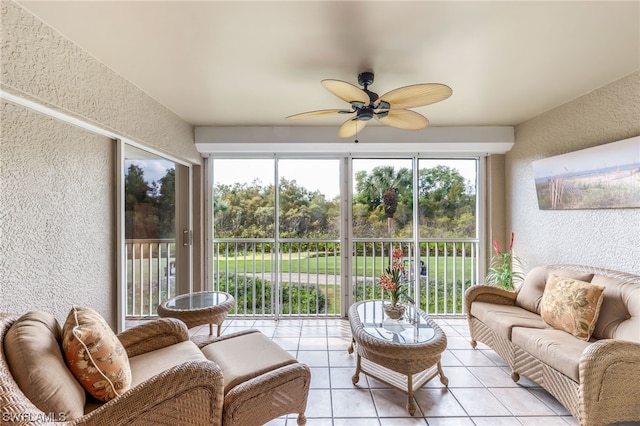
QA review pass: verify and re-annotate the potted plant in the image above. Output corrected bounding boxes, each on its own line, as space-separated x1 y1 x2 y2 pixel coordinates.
379 247 414 319
485 232 524 291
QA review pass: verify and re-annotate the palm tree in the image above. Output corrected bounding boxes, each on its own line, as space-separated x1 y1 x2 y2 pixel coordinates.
357 166 412 237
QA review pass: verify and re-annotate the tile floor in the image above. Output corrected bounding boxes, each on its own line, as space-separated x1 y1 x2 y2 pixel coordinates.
127 316 597 426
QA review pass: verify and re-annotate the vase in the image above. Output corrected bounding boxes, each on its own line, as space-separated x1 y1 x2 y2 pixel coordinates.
383 303 405 320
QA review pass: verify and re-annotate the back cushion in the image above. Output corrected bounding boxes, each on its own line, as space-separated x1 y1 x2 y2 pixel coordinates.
4 311 86 420
516 266 594 313
590 275 640 342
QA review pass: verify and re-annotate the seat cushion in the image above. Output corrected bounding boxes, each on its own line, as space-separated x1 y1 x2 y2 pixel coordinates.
61 306 132 402
540 275 605 341
128 340 208 387
201 331 297 394
4 311 86 420
470 301 551 340
511 327 591 382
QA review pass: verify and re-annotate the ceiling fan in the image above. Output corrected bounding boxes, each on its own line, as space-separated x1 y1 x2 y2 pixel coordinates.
286 72 452 138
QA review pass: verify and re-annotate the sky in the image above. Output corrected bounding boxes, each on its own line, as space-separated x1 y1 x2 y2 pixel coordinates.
212 158 477 199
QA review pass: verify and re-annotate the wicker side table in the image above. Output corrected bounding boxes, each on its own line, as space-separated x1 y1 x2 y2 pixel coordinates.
158 291 235 336
348 300 448 415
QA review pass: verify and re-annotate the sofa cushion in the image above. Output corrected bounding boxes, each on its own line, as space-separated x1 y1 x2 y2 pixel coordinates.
540 275 605 341
128 340 208 387
511 327 591 382
4 311 86 420
515 266 594 314
590 274 640 342
470 301 551 339
201 331 297 394
61 306 132 402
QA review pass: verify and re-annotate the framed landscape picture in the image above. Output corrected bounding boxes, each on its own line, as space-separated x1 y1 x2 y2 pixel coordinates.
532 136 640 210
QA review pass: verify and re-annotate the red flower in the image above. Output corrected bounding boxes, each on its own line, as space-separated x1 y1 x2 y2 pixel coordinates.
509 232 515 251
493 240 500 256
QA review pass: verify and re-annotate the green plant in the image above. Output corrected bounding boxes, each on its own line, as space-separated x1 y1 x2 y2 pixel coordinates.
485 232 524 291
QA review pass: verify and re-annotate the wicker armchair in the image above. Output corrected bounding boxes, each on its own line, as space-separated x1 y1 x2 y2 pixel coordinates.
1 313 309 426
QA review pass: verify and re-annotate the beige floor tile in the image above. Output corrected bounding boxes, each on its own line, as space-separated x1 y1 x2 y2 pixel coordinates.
467 366 521 387
426 417 475 426
449 349 496 366
379 418 427 425
334 419 381 426
331 389 378 418
518 416 573 426
371 389 423 417
302 418 334 426
413 388 468 417
440 350 464 367
297 350 329 367
329 349 357 367
491 388 556 416
326 336 352 350
471 417 522 426
271 336 300 350
446 335 474 349
330 367 363 389
449 388 511 416
425 366 483 388
309 367 331 389
305 389 333 418
273 327 302 337
299 337 329 350
527 388 571 415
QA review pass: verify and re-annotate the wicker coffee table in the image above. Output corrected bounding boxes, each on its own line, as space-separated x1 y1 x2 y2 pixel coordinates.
348 300 448 415
158 291 235 336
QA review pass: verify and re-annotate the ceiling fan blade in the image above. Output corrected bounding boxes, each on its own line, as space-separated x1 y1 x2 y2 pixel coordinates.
377 83 452 109
338 118 368 138
376 109 429 130
322 79 370 105
286 109 351 120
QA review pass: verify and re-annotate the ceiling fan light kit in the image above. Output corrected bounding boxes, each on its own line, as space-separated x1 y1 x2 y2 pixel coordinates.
286 72 452 138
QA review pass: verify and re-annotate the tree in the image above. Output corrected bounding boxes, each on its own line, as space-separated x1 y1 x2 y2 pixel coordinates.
157 168 175 238
355 166 412 237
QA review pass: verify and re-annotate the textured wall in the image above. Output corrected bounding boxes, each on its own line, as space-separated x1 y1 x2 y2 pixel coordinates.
1 1 200 327
507 71 640 274
1 0 198 163
0 101 115 325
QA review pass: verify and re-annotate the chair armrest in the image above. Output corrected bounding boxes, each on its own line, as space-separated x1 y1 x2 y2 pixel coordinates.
76 360 224 426
464 285 517 318
580 339 640 400
117 318 189 357
191 329 260 349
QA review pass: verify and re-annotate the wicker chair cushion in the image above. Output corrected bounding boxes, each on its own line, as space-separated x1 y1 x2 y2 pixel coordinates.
201 331 297 394
512 326 591 382
4 311 86 420
540 275 605 341
590 274 640 342
470 301 551 339
515 266 594 314
61 306 132 402
128 340 208 387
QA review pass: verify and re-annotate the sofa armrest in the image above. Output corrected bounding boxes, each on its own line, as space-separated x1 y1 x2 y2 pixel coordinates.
118 318 189 357
579 339 640 423
77 360 224 426
464 285 517 318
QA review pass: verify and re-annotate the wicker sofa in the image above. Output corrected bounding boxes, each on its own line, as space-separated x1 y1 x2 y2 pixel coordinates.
0 312 310 426
464 264 640 426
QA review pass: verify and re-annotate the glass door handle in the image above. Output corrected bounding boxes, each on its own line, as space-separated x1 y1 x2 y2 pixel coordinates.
183 229 192 246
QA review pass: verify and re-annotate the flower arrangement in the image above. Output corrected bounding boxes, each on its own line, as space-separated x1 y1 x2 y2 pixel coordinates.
485 232 524 290
379 247 412 307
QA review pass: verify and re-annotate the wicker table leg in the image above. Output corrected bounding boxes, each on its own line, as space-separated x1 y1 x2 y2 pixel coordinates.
352 354 362 384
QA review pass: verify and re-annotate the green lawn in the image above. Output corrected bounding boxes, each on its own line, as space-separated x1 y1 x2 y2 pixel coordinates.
215 254 473 278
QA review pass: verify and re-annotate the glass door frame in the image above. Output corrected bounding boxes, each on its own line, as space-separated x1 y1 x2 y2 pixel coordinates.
116 139 193 331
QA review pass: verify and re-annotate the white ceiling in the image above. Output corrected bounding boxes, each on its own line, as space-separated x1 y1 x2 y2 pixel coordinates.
16 1 640 131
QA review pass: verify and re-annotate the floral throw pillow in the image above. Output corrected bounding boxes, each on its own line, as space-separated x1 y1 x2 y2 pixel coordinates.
540 274 605 341
61 306 132 401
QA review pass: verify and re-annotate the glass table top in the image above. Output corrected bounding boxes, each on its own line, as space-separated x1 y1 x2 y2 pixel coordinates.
166 291 230 310
356 300 436 344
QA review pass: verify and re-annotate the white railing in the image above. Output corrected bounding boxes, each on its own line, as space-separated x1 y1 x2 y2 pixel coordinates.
125 239 175 317
126 238 479 318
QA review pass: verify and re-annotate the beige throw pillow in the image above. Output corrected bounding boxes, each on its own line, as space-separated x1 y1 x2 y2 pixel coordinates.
61 306 132 401
540 274 605 341
5 311 86 420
